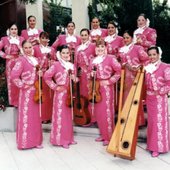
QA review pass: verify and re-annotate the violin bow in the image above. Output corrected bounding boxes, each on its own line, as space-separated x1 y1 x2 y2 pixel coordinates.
38 67 42 118
47 53 52 98
91 66 97 116
69 70 74 120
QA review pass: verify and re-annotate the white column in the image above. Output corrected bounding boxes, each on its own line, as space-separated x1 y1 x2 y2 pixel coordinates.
72 0 90 35
25 0 43 29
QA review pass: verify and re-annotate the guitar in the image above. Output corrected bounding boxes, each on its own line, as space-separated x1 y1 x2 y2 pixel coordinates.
73 67 91 125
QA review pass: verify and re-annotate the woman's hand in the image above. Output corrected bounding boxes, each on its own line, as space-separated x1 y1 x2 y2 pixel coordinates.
70 74 79 82
136 37 143 44
131 65 141 71
126 64 141 71
56 85 66 92
6 55 14 59
100 80 109 86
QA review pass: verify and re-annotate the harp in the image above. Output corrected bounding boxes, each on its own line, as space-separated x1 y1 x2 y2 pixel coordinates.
107 68 144 160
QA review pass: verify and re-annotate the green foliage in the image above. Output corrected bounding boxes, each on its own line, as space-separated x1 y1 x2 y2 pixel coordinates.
43 1 72 45
119 0 153 32
0 58 9 107
153 0 170 63
88 0 170 62
88 0 121 28
88 0 153 33
19 0 37 4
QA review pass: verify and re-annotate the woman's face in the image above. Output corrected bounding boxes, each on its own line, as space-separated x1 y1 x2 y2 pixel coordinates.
9 24 18 37
123 33 133 46
23 42 33 56
137 16 147 28
39 36 49 46
148 49 159 63
60 48 70 61
80 30 89 43
95 44 106 56
107 23 116 35
67 23 75 35
91 18 100 29
28 17 36 29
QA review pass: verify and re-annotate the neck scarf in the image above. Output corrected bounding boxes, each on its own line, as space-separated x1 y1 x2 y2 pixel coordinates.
91 29 102 36
92 55 105 65
119 43 133 54
28 28 38 36
9 36 19 45
66 34 77 43
56 51 74 71
77 41 90 51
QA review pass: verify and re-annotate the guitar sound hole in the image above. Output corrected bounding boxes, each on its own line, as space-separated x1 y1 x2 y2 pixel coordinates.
134 100 138 105
120 118 125 124
122 141 129 149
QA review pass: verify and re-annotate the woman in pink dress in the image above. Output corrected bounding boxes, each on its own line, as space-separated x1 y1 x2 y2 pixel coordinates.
105 21 124 58
119 30 149 126
75 28 96 125
44 45 77 149
21 15 42 46
133 13 157 51
11 40 43 150
89 38 121 146
90 17 107 43
105 21 124 114
145 46 170 157
0 23 24 107
33 31 56 123
52 21 81 61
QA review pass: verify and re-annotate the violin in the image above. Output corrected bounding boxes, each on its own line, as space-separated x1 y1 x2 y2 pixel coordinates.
73 67 91 125
66 69 74 108
34 66 45 103
70 48 75 63
88 66 102 103
47 53 52 69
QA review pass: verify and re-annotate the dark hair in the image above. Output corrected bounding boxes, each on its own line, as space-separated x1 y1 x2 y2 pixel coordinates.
39 31 49 39
91 17 100 22
8 23 18 29
96 38 106 47
147 46 159 54
138 13 147 20
107 21 117 28
22 40 31 47
123 29 134 37
28 15 36 22
58 45 69 52
80 28 90 35
67 21 75 27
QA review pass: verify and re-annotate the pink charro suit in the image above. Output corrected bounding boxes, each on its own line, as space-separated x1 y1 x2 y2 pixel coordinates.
52 34 81 52
44 61 76 146
21 28 42 46
33 44 56 122
89 55 121 142
145 61 170 153
75 41 96 122
90 28 108 43
0 36 24 106
105 35 124 58
119 44 149 126
134 27 157 51
11 55 43 149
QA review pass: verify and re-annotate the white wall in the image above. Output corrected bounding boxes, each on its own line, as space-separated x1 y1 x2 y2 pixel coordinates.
72 0 90 35
25 0 43 29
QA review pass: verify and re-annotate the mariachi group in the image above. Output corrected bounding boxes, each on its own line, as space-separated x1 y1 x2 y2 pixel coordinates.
0 13 170 158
